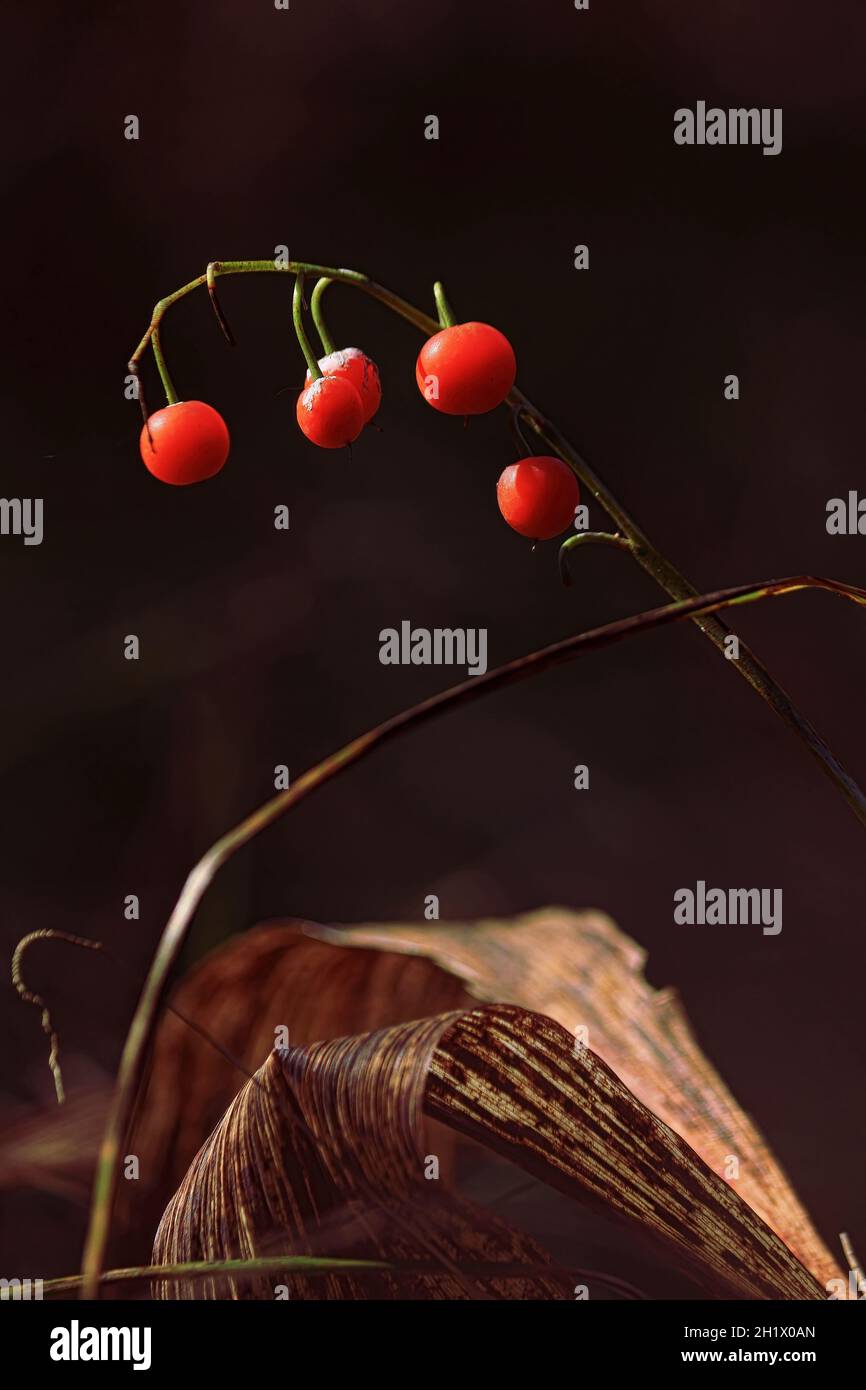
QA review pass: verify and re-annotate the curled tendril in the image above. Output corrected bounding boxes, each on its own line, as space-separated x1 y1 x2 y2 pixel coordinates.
559 531 637 586
12 930 104 1104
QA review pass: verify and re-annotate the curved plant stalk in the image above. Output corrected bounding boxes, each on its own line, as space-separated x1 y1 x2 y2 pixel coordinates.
128 259 866 828
80 573 866 1296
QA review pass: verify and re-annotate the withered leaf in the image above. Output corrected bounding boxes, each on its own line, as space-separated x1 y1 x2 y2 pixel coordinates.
153 1004 826 1300
306 908 841 1289
153 1007 573 1300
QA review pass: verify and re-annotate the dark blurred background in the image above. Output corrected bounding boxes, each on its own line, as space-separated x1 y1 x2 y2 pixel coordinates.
2 0 865 1297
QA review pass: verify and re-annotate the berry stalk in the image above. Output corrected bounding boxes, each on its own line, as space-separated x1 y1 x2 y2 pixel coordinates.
310 276 337 356
433 280 457 327
291 272 321 380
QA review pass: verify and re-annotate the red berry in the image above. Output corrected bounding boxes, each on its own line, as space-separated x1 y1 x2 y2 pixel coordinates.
496 456 580 540
296 373 364 449
139 400 230 486
416 322 516 415
304 348 381 424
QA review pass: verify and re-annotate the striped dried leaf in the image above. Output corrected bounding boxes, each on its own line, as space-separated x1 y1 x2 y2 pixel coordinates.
153 1005 826 1300
153 1007 572 1299
306 908 841 1289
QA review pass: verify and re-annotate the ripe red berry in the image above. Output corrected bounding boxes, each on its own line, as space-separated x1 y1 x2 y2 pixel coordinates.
416 322 516 415
304 348 381 424
496 455 580 540
296 373 364 449
139 400 230 486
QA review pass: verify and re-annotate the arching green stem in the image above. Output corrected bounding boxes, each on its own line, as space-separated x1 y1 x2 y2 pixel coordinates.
434 280 457 328
292 272 321 380
310 277 337 356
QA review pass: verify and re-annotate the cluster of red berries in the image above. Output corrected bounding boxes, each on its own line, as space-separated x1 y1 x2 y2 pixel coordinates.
139 318 579 542
297 347 382 447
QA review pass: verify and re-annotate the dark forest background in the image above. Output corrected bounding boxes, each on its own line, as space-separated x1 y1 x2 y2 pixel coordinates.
2 0 865 1297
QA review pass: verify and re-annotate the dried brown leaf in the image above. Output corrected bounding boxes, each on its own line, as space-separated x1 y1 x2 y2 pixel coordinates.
153 1004 826 1300
305 907 841 1288
153 1007 573 1300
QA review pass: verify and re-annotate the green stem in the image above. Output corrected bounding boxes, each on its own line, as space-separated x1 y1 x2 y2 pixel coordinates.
41 1254 601 1298
310 277 337 356
40 1256 393 1298
150 324 178 404
434 280 457 327
292 272 320 379
80 570 866 1298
